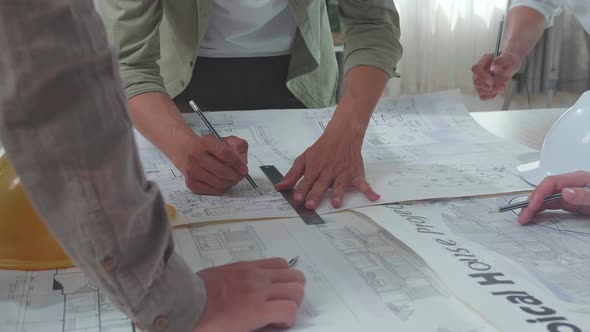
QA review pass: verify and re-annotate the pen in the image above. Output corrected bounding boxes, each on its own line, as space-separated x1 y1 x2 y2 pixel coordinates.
497 185 590 213
288 256 299 269
188 100 258 190
491 15 504 81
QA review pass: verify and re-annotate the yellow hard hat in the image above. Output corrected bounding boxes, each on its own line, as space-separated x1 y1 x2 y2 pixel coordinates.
0 154 73 270
0 153 178 271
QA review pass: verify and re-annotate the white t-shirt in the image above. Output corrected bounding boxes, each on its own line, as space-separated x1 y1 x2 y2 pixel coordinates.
511 0 590 33
198 0 298 58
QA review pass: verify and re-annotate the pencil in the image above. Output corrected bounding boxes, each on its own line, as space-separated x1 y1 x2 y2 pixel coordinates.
188 100 258 189
497 185 590 213
491 15 504 81
288 256 299 269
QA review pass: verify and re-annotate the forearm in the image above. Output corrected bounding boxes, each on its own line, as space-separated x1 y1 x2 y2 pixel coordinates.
331 66 389 138
502 7 547 60
128 88 250 196
339 0 402 77
335 0 400 135
129 92 198 169
0 2 204 331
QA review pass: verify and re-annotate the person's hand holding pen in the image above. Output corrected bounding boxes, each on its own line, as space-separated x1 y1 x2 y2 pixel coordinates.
185 100 258 195
518 172 590 225
178 132 249 195
472 15 522 101
471 51 523 100
171 100 252 196
472 7 549 101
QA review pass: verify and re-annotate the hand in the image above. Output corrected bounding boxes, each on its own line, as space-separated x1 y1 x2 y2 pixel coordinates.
518 171 590 225
194 258 306 332
180 134 249 195
275 125 380 210
471 51 523 100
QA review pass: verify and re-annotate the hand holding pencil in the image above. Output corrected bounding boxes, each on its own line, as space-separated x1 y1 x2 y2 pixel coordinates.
170 101 251 196
189 100 258 190
515 172 590 225
471 15 523 101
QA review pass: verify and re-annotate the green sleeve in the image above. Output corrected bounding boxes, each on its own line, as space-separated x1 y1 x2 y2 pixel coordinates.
339 0 403 77
99 1 167 99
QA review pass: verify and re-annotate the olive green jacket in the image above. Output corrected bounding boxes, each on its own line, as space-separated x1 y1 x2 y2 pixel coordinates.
99 0 402 108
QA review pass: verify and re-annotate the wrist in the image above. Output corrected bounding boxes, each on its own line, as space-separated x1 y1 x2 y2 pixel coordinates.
323 121 366 154
328 103 370 139
325 116 367 143
501 44 527 65
169 124 200 172
503 48 524 61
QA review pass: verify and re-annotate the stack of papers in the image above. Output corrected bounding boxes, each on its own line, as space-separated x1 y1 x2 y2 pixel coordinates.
136 90 535 224
357 198 590 331
2 90 588 332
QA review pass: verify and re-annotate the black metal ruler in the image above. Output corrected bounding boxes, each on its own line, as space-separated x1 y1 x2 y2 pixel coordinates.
260 165 325 225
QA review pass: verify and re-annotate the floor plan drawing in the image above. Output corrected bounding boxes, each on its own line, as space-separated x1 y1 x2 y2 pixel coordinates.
172 212 490 331
316 222 446 321
136 90 535 224
503 195 590 235
390 197 590 304
357 203 590 332
160 178 295 221
430 197 590 305
1 212 495 332
187 225 266 267
384 162 520 189
0 268 133 332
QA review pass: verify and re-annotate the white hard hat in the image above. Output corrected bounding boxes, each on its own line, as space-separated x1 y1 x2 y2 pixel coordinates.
517 91 590 186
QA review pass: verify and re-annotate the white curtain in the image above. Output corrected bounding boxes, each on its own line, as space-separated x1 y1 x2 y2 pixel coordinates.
386 0 509 96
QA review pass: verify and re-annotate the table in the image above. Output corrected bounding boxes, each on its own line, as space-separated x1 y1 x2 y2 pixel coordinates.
471 108 566 150
0 108 566 160
0 107 573 332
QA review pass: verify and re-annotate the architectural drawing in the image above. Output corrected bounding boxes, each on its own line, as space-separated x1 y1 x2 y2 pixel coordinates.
0 212 495 332
316 222 445 320
504 195 590 235
0 268 133 332
173 213 489 331
136 90 535 225
384 162 522 190
160 178 295 221
178 213 449 321
188 225 266 266
437 196 590 305
358 203 590 332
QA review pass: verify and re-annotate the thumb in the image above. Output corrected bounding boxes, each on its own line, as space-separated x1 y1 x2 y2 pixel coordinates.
562 187 590 206
275 157 305 191
224 136 249 164
490 54 519 79
472 53 494 74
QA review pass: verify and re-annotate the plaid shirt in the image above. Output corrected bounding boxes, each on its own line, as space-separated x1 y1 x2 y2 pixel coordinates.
0 1 205 331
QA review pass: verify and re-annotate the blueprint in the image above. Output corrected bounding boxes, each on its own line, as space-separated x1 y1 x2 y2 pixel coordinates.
0 268 132 332
356 199 590 332
135 112 299 223
0 212 496 332
460 195 590 305
174 212 496 331
136 90 535 224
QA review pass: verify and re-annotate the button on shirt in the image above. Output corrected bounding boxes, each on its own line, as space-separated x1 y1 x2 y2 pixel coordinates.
511 0 590 33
